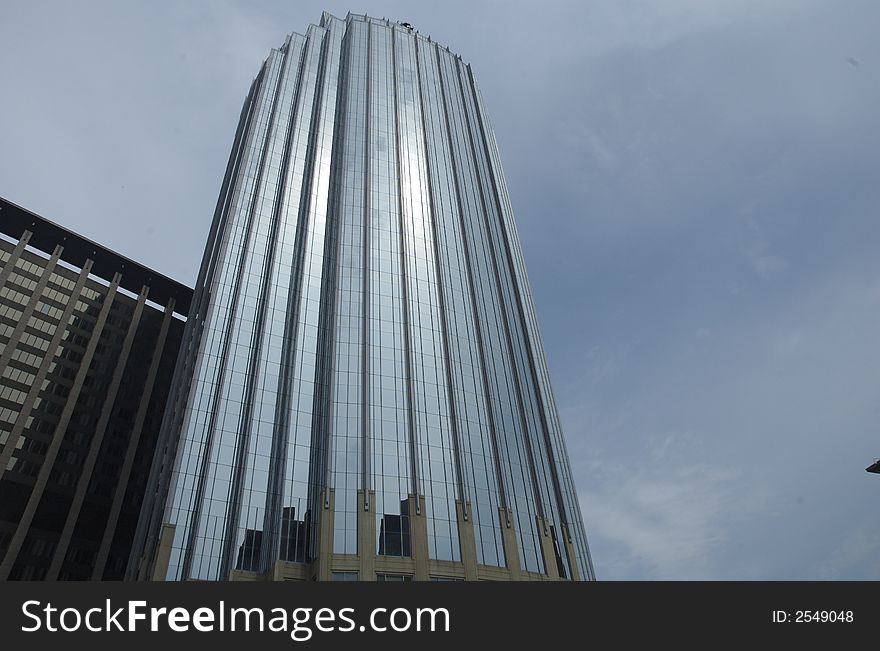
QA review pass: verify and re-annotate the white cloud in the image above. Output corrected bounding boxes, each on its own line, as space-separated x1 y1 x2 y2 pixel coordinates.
568 267 880 579
580 434 753 580
817 522 880 580
744 220 788 278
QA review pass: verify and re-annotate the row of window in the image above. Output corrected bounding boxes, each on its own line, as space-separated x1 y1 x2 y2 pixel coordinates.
330 571 461 581
0 407 32 428
12 257 45 279
0 287 30 308
0 384 28 405
6 272 38 292
2 365 35 387
10 346 43 369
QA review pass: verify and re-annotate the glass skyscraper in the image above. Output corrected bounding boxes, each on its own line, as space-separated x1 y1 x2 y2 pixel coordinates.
134 12 594 582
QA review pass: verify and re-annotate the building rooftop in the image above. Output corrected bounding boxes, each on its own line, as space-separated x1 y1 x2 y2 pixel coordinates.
0 196 192 315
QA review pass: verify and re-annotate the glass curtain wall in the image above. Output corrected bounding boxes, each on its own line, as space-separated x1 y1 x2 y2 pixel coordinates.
145 12 594 581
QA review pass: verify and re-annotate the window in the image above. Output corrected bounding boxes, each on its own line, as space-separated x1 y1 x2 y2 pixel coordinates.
376 573 412 582
331 571 359 582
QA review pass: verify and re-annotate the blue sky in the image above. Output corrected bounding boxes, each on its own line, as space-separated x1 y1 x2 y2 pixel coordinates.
2 0 878 579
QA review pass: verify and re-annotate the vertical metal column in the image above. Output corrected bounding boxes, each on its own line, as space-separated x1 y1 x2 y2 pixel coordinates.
46 284 148 579
91 296 176 580
0 230 33 291
498 507 521 580
535 515 560 580
455 500 478 580
0 259 93 482
0 244 64 374
409 494 430 580
357 488 376 580
561 523 581 581
0 272 121 580
314 488 335 581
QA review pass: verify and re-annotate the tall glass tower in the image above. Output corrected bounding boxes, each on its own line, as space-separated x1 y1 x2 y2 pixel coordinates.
133 12 594 582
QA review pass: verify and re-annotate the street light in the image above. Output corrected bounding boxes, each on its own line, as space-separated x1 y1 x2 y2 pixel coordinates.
867 459 880 474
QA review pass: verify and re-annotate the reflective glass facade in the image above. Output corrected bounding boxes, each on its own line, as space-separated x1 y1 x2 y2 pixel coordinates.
141 12 594 581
